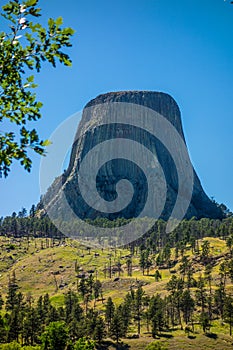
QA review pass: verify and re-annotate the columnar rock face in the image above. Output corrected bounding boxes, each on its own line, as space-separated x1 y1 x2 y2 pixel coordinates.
42 91 223 222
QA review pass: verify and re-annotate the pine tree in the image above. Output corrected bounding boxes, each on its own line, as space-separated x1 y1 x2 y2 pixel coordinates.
93 316 106 344
226 235 233 256
93 280 102 308
0 294 4 311
29 204 36 218
154 270 162 282
180 290 195 325
126 256 132 276
22 306 40 345
86 308 98 335
204 264 213 295
139 250 146 275
78 276 87 303
162 244 171 266
6 272 20 311
201 240 210 263
47 305 60 323
195 276 207 314
118 298 132 336
43 293 52 325
64 290 82 324
224 296 233 336
133 286 145 336
36 295 45 330
214 283 226 319
199 312 211 334
166 276 184 329
179 256 189 281
0 314 6 343
149 295 165 338
7 308 23 342
105 297 115 332
5 272 24 343
109 308 124 343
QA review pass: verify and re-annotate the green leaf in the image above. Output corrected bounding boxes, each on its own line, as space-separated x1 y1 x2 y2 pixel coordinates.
63 58 72 66
55 16 63 26
36 101 43 108
27 75 34 82
41 139 52 147
29 7 41 17
24 0 38 7
63 27 76 35
48 18 54 28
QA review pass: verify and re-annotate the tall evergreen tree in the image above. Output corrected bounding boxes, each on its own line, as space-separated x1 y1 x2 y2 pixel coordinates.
6 272 20 311
105 297 115 332
133 286 145 336
109 308 124 343
149 295 165 338
180 290 195 325
224 296 233 336
92 316 106 344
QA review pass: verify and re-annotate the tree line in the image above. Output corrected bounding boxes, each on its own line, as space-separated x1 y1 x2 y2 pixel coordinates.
1 206 233 247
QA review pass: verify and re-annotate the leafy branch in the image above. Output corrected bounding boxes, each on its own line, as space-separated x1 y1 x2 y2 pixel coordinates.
0 0 75 176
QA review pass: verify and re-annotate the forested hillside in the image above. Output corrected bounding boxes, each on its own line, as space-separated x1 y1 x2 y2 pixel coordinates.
0 214 233 348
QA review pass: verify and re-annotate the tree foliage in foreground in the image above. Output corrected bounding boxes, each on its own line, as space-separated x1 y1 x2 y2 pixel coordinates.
0 0 75 177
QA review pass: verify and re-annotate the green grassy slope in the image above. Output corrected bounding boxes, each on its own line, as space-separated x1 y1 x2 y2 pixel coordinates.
0 235 233 349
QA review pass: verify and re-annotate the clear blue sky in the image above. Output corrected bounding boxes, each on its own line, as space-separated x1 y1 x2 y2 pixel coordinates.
1 0 233 216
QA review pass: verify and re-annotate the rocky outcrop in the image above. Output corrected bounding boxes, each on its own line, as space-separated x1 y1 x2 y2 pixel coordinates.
41 91 223 223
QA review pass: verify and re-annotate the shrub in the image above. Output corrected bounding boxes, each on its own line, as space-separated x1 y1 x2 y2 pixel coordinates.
0 342 21 350
145 341 168 350
73 337 96 350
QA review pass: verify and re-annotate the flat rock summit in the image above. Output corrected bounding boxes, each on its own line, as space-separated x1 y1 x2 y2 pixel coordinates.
42 91 223 224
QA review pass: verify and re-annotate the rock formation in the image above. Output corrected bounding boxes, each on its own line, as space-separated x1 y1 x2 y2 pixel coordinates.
41 91 223 225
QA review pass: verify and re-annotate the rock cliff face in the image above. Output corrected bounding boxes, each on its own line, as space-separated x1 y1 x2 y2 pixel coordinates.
42 91 223 223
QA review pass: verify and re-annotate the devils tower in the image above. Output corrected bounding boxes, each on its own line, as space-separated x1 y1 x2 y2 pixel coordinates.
41 91 223 223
